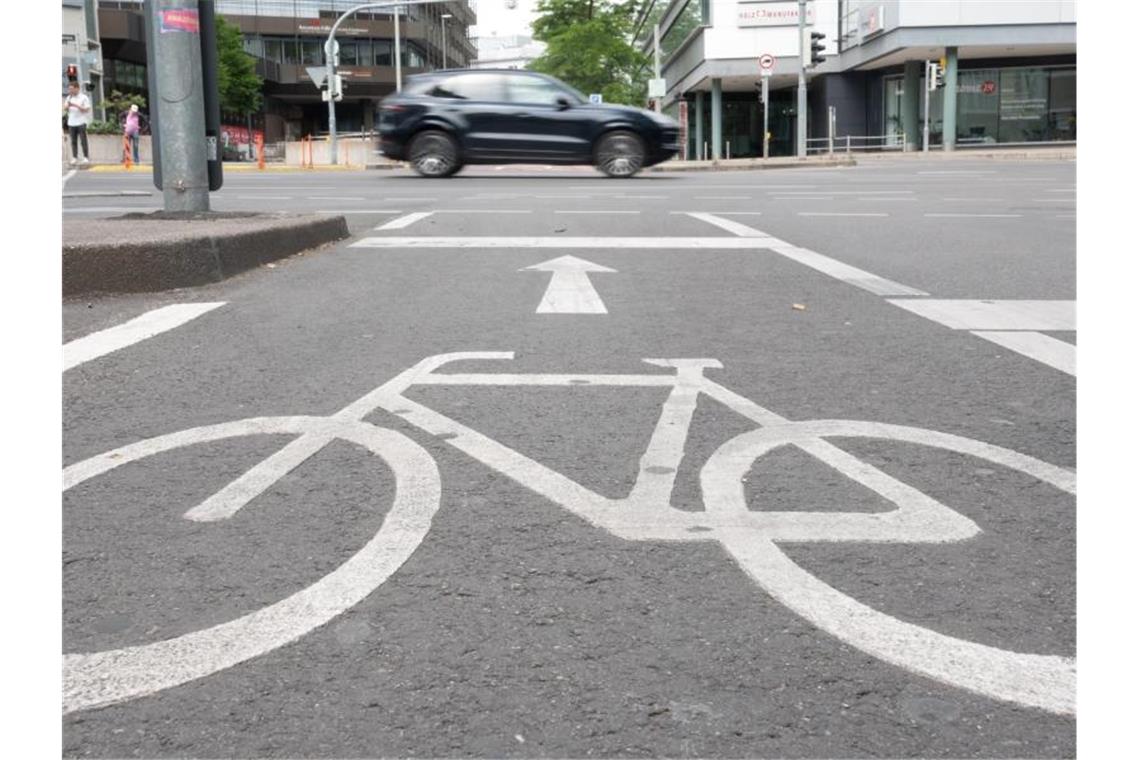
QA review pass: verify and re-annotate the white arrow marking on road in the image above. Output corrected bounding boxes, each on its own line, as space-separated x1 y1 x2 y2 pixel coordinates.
520 255 616 314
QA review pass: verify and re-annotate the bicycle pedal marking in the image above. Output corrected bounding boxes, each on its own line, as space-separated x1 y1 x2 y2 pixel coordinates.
64 352 1076 716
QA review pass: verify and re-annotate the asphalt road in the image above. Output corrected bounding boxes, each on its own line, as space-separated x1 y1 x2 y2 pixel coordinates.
62 159 1076 758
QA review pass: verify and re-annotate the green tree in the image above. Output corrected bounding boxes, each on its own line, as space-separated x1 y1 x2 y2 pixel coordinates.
103 89 147 125
215 16 262 117
529 0 649 107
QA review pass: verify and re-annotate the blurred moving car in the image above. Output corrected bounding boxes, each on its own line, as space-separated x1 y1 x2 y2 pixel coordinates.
379 70 680 178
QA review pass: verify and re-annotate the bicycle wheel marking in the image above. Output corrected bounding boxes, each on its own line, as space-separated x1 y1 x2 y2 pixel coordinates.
63 416 441 714
702 420 1075 715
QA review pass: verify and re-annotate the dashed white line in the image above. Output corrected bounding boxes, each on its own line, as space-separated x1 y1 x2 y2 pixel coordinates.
554 210 640 214
64 303 225 371
924 213 1022 218
695 196 752 200
432 209 533 214
316 209 402 214
237 195 291 200
375 211 435 230
307 196 366 201
798 212 889 217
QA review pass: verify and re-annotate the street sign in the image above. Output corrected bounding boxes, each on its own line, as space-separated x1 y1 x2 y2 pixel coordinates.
305 66 327 88
648 78 666 98
759 53 775 73
589 93 603 104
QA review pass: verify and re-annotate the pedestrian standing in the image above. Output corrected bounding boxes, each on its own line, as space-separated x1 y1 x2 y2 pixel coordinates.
122 104 143 163
63 81 92 166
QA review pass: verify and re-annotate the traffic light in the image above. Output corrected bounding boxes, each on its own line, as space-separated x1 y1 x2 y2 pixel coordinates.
810 32 826 67
934 63 945 89
66 63 78 80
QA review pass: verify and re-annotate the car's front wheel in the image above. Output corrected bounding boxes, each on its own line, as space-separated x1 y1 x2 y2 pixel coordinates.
408 130 460 178
594 131 645 178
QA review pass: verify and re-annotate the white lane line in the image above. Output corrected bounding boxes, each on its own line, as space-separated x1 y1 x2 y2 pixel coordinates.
771 196 834 200
886 299 1075 331
924 213 1022 218
64 303 225 371
237 195 292 200
375 211 435 230
432 209 533 214
971 331 1075 376
1046 188 1076 193
63 169 78 186
351 236 777 249
917 170 996 175
307 196 366 201
695 196 752 200
316 209 402 214
1030 199 1077 203
554 210 640 214
798 212 889 217
670 211 764 216
382 197 436 202
942 197 1001 202
682 213 927 297
685 212 768 237
771 190 913 195
617 195 668 199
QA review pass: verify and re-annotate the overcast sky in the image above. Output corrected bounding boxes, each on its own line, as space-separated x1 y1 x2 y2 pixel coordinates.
470 0 540 37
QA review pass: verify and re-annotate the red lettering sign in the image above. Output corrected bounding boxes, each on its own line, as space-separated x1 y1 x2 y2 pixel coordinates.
981 80 996 95
160 8 200 34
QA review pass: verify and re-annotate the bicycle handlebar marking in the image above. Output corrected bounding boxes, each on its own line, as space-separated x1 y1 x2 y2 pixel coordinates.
63 352 1076 715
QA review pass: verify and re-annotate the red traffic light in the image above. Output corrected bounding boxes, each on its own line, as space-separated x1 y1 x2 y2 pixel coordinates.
66 64 78 79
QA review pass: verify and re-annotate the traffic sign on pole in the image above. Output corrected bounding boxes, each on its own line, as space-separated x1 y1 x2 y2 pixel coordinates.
759 53 775 76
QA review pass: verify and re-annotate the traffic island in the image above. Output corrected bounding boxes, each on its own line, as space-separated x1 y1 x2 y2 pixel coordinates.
63 211 350 297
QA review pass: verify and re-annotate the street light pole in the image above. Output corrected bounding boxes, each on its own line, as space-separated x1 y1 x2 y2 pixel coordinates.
394 6 402 92
797 0 807 158
325 1 452 165
653 23 662 113
442 12 452 69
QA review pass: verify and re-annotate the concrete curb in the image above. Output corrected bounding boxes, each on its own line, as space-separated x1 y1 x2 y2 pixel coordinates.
63 213 350 297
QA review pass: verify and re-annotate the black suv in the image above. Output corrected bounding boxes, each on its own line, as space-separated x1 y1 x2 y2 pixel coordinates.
378 70 681 178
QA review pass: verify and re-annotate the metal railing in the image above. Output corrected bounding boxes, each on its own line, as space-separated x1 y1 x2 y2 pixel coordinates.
806 133 908 155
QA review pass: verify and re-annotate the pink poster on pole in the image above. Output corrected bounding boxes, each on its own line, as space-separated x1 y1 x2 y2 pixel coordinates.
160 8 200 34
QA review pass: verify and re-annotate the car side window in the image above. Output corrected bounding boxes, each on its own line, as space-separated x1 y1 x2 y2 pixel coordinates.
505 76 574 106
429 73 505 102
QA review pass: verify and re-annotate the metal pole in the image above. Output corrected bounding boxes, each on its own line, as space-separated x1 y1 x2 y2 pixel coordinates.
797 0 807 158
394 6 402 92
653 23 662 113
762 76 769 159
442 15 448 69
828 105 835 155
152 0 209 211
923 61 931 153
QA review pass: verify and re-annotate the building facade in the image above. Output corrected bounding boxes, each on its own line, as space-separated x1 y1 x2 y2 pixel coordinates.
95 1 476 142
636 0 1076 158
471 33 545 70
63 0 106 119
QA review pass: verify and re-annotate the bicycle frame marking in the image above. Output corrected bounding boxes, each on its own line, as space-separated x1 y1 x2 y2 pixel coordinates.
63 352 1076 716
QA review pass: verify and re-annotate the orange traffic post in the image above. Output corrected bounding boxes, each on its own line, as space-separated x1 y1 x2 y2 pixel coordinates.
255 133 265 170
122 134 132 169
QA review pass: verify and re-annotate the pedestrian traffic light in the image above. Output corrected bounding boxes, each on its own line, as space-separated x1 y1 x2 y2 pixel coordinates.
810 32 826 67
66 63 78 80
934 63 945 89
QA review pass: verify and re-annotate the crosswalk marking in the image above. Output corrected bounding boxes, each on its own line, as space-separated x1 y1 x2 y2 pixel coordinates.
375 211 434 230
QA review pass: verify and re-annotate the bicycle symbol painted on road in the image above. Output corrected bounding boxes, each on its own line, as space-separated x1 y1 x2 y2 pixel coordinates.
64 352 1075 715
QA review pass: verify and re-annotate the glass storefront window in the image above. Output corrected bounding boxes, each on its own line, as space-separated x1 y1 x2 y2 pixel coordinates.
883 76 904 146
340 41 357 65
1048 68 1076 141
890 65 1073 146
957 68 1000 144
999 67 1049 142
263 38 283 63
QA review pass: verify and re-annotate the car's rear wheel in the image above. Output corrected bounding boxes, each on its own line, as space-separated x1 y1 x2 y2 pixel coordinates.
594 131 645 178
409 130 460 178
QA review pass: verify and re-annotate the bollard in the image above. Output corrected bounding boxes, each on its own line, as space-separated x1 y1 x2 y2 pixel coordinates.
255 133 265 170
122 134 133 169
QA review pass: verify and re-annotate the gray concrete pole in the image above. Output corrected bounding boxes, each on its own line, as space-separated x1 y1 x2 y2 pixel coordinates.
902 60 920 152
941 46 958 151
762 77 769 158
797 0 807 158
395 7 402 92
711 78 723 161
923 61 932 152
327 36 338 164
694 91 704 161
442 16 448 68
153 0 209 211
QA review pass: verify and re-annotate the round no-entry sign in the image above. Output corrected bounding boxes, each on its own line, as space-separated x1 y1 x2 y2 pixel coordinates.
759 54 775 72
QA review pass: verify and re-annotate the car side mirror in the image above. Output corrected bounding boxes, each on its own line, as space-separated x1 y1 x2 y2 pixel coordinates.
555 97 573 111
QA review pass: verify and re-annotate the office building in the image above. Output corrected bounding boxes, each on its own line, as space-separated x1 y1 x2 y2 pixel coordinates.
636 0 1076 158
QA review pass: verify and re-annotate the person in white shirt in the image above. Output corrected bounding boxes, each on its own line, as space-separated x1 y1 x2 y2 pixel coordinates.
63 81 92 166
